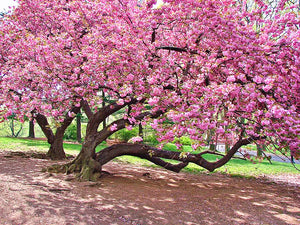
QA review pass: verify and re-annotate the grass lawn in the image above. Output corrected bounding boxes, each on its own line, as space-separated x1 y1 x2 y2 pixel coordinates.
0 136 106 156
0 136 298 178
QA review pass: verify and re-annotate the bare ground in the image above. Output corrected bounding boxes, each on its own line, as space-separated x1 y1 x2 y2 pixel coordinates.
0 151 299 225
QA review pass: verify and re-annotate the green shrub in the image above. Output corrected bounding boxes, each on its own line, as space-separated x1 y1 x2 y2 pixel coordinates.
64 123 77 140
172 136 193 146
144 134 159 145
115 127 139 142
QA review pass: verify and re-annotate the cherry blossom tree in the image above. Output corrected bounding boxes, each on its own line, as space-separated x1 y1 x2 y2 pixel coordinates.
0 0 82 159
0 0 299 180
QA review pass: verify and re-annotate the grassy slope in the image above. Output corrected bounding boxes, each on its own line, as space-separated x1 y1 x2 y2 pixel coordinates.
0 137 298 177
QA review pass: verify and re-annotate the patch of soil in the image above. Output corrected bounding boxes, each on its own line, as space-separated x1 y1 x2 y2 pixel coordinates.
0 151 299 225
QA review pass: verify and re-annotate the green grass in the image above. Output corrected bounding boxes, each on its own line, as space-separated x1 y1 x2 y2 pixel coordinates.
0 136 298 178
117 153 299 178
0 120 46 138
0 137 106 155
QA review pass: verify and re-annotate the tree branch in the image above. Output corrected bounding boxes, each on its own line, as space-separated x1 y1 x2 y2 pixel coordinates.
156 46 198 54
94 109 165 146
80 99 93 119
96 136 265 173
156 46 188 53
34 113 55 144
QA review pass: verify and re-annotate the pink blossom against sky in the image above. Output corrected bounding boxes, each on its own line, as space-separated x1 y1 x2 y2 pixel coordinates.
0 0 18 12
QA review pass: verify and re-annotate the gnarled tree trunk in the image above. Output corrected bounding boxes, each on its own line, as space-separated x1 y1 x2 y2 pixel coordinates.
64 136 102 181
56 135 261 181
47 135 65 160
47 99 262 181
34 106 80 160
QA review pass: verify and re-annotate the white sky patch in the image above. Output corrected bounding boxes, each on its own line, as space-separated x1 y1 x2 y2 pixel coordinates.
153 0 164 9
0 0 18 13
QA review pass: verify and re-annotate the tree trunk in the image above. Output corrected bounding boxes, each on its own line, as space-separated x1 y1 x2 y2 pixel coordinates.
35 113 66 160
47 136 65 160
139 123 143 140
62 135 102 181
46 105 259 181
102 91 107 129
47 135 263 181
35 106 81 160
28 119 35 138
76 113 82 143
46 126 68 159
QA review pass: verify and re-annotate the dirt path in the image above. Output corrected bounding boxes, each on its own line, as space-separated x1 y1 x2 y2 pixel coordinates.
0 151 299 225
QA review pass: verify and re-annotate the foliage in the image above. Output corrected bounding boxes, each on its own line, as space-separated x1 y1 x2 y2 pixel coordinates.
63 123 77 141
115 127 139 142
144 134 159 145
172 136 193 146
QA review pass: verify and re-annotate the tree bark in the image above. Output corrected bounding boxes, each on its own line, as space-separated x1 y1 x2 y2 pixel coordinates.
55 104 160 180
48 101 263 181
35 106 81 160
94 136 264 173
139 123 143 140
76 113 82 143
55 112 257 181
47 135 65 160
28 119 35 138
57 131 103 181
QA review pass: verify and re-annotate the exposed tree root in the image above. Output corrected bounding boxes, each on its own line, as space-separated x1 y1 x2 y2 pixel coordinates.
44 154 103 181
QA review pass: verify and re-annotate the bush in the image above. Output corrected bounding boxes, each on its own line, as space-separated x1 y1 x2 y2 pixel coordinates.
64 123 77 140
115 127 139 142
172 136 193 146
144 134 159 145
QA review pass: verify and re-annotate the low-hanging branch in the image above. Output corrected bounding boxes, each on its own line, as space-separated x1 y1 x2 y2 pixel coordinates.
95 135 265 173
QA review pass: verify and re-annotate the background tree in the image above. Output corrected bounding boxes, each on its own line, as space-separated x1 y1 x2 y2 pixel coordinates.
28 118 35 138
0 0 82 159
5 113 23 138
0 0 299 180
76 111 82 143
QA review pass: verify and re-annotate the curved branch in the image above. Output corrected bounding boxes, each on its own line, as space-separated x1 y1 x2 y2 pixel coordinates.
156 46 188 53
34 113 54 144
55 106 81 136
144 156 189 173
199 150 246 161
80 99 93 119
96 136 265 173
94 109 165 145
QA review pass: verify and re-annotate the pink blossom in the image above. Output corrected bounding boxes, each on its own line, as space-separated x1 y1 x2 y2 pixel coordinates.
110 124 118 131
128 136 143 143
117 99 124 105
227 76 236 82
148 97 159 106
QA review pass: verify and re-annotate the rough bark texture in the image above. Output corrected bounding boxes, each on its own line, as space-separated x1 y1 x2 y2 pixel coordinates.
52 100 145 179
76 114 82 143
95 136 264 173
55 135 262 181
35 106 81 160
53 99 262 181
28 119 35 138
47 136 65 160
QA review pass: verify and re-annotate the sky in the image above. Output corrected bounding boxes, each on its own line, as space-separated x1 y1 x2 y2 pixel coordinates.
0 0 18 12
0 0 165 12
